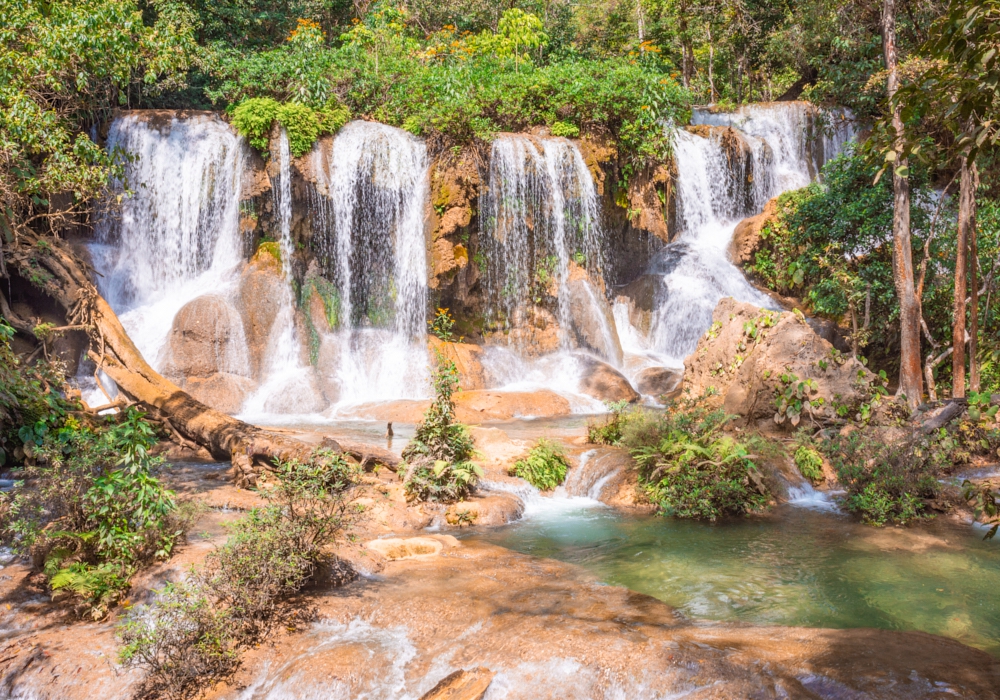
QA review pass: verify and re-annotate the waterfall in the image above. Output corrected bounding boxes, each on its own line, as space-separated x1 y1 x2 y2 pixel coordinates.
92 112 247 372
310 121 430 406
480 135 604 350
646 103 854 363
240 129 324 416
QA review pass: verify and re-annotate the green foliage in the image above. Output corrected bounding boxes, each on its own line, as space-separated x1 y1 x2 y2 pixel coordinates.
622 396 771 521
230 96 350 156
550 120 580 138
401 354 480 502
117 448 360 696
823 433 939 526
773 374 823 427
205 12 690 167
509 439 569 490
587 399 631 445
429 307 461 342
962 480 1000 541
0 0 195 236
793 445 824 483
2 407 186 616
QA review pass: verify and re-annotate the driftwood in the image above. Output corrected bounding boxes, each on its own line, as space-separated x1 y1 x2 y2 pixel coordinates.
1 230 385 486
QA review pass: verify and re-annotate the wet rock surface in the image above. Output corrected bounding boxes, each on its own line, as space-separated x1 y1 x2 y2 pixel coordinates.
575 354 640 404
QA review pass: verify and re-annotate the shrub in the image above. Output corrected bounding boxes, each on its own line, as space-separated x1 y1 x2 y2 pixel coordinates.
231 98 351 156
401 354 480 502
623 397 771 520
823 432 939 526
117 449 361 697
2 406 187 616
230 97 280 151
793 445 824 483
117 583 238 699
587 399 631 445
509 439 569 490
550 120 579 138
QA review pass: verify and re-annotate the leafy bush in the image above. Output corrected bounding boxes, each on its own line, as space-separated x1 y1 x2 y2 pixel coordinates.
509 439 569 490
587 399 632 445
623 397 771 520
230 97 351 156
2 406 187 616
401 354 480 502
117 582 238 699
823 432 939 526
118 449 361 697
428 306 461 342
550 120 579 137
793 445 824 483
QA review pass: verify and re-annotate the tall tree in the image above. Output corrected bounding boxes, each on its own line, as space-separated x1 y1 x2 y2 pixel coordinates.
882 0 924 408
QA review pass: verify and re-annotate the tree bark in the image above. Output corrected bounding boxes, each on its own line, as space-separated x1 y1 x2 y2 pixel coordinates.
883 0 923 409
2 230 395 486
953 156 971 397
968 160 980 392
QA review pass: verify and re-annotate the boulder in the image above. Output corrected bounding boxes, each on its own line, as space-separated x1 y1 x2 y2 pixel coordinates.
238 244 287 377
167 295 250 379
420 668 494 700
485 307 561 357
566 263 624 366
614 274 660 336
181 372 255 414
683 297 874 425
428 336 488 391
446 493 524 527
576 354 640 404
635 366 683 399
730 196 779 266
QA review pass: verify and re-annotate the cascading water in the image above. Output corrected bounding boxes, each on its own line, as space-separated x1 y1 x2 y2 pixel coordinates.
480 135 605 351
240 129 324 417
91 112 249 377
644 103 854 364
310 121 430 407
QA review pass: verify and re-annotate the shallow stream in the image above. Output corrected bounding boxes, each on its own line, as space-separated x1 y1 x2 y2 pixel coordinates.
469 500 1000 655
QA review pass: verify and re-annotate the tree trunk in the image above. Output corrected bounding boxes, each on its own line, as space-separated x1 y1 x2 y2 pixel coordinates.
968 160 980 392
707 25 716 101
883 0 923 409
2 231 396 486
953 156 971 398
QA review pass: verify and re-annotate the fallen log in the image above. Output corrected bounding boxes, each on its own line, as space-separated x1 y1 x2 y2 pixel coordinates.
2 230 375 486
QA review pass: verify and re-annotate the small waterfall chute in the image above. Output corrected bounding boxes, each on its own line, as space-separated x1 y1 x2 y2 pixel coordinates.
310 120 431 408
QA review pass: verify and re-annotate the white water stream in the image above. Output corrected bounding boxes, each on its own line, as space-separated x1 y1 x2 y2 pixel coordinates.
93 113 247 368
642 102 855 364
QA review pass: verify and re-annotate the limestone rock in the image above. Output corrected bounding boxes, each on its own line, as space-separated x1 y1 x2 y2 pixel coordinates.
566 262 624 366
576 354 640 404
348 390 572 423
730 196 779 266
366 537 452 560
238 245 287 378
428 337 488 391
182 372 255 414
682 297 873 424
446 493 524 527
420 668 494 700
614 274 661 335
635 366 683 399
167 295 250 379
626 163 674 242
485 307 562 357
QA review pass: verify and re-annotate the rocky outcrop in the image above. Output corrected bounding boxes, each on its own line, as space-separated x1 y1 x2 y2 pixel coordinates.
238 244 286 377
576 354 640 404
166 295 249 378
683 297 874 425
614 274 660 336
485 307 561 357
566 262 624 365
446 493 523 527
626 163 675 243
730 196 779 266
635 366 683 399
428 336 488 391
349 390 573 423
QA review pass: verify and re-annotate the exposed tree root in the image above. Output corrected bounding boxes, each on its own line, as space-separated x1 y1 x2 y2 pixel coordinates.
1 231 399 486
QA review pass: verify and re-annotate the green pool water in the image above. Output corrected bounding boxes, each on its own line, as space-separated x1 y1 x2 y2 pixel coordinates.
469 502 1000 654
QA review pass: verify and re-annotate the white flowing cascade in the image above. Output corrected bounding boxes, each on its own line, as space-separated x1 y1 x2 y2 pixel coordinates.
240 129 322 417
480 135 607 352
311 121 431 407
91 113 249 389
645 103 855 364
